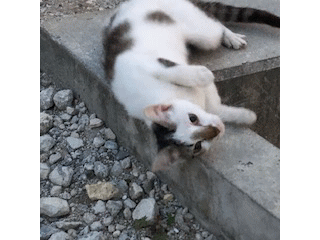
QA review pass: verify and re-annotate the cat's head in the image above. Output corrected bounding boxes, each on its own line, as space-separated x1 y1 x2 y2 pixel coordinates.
144 99 225 156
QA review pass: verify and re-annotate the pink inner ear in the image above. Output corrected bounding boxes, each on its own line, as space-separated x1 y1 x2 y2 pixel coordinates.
144 104 174 129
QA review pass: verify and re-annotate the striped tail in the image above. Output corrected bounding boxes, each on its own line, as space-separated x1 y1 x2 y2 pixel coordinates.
190 1 280 28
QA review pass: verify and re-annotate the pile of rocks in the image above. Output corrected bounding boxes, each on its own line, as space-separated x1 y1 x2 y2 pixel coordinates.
40 72 217 240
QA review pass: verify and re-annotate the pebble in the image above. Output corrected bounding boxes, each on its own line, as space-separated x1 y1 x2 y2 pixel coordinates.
93 136 105 148
110 161 123 177
53 90 73 110
129 182 143 200
40 134 56 152
100 127 116 140
90 221 104 231
83 212 97 225
49 152 62 164
48 231 72 240
40 225 59 240
102 216 113 226
55 221 83 231
50 186 62 197
93 200 106 214
49 166 74 187
40 163 50 180
85 181 120 201
120 157 131 169
132 198 158 223
40 112 53 135
113 230 121 238
163 193 174 203
40 197 70 217
93 161 109 179
123 207 132 220
40 87 55 110
66 137 84 150
78 114 90 126
78 231 105 240
123 198 136 209
89 118 104 128
106 200 123 216
66 106 77 115
104 140 118 150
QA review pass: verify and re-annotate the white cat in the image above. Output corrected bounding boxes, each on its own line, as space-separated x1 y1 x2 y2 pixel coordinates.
103 0 280 156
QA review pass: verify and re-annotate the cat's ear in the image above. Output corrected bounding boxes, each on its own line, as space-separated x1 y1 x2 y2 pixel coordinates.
144 104 175 129
152 146 181 172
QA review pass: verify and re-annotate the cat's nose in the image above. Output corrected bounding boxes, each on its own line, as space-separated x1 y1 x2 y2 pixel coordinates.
211 116 225 137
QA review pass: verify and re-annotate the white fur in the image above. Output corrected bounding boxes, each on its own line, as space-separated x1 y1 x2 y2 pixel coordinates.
107 0 257 153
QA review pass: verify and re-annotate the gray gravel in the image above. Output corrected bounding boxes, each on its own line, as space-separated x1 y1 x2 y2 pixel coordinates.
40 72 219 240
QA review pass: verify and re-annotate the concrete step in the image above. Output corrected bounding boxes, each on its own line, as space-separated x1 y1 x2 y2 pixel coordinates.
40 3 280 239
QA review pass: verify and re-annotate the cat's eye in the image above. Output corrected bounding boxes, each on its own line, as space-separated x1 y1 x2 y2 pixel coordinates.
194 141 202 153
188 113 199 124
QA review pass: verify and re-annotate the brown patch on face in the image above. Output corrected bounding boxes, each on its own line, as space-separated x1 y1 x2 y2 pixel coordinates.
145 11 175 24
191 126 220 141
103 20 133 79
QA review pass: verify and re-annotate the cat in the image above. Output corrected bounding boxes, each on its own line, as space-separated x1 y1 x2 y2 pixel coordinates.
102 0 280 157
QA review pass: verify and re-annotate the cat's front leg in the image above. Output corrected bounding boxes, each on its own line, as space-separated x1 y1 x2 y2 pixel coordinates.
155 59 214 87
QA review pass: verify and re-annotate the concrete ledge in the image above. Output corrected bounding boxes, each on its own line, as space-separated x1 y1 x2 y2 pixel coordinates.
40 6 279 240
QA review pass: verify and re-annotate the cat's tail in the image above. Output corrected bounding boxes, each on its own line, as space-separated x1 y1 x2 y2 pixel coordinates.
190 1 280 28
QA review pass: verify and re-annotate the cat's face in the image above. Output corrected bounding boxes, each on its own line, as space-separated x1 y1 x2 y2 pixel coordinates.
144 99 225 156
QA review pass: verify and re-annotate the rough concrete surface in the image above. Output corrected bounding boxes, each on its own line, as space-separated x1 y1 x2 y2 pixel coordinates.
41 2 280 239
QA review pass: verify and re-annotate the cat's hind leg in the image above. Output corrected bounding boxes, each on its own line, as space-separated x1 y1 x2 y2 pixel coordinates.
222 27 247 49
204 83 256 125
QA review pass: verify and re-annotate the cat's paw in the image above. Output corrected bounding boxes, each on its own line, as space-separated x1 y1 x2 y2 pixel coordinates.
193 66 214 87
223 29 247 50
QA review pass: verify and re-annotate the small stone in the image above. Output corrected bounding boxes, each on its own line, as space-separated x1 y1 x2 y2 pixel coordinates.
78 114 90 126
108 225 116 233
202 231 210 238
40 197 70 217
53 90 73 110
94 161 109 179
93 200 106 214
89 118 103 128
123 208 132 220
40 225 59 240
40 87 55 110
66 137 84 150
83 212 96 225
48 231 72 240
120 157 131 169
93 137 105 148
116 224 126 230
142 180 153 194
40 134 56 153
100 128 116 140
129 183 143 200
79 226 89 236
69 123 78 131
113 230 121 238
102 216 113 226
90 221 103 231
60 113 72 121
204 234 216 240
49 152 62 164
124 198 136 209
106 200 123 217
116 150 130 160
104 140 118 150
40 163 50 180
49 166 74 187
132 198 158 223
60 192 71 200
110 161 123 177
56 221 83 231
146 171 156 181
66 106 77 115
138 174 146 182
68 229 77 238
184 213 194 221
196 233 203 240
78 231 105 240
85 182 120 201
40 112 53 135
163 193 174 203
119 233 131 240
50 186 62 197
70 132 79 138
70 189 77 197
